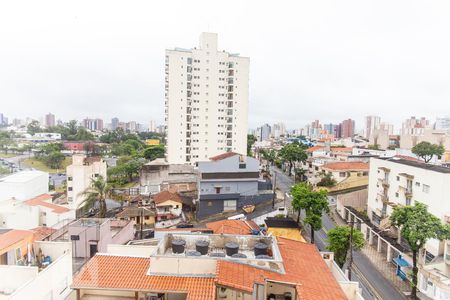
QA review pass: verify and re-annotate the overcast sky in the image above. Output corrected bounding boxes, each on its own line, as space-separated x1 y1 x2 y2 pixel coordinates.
1 0 450 131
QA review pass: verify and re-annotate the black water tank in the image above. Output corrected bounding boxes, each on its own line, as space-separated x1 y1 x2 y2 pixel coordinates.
256 254 272 259
225 242 239 256
210 252 226 258
186 250 201 257
195 240 209 255
254 242 268 256
231 253 247 258
171 239 186 254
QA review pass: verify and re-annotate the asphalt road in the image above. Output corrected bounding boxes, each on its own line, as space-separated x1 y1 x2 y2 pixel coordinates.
272 168 406 300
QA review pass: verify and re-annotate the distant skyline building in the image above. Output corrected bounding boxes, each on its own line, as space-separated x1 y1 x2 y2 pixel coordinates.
365 115 380 139
149 120 156 132
401 116 430 135
272 122 286 139
257 123 271 141
340 119 355 138
165 32 249 164
111 117 119 130
0 113 7 126
45 113 55 128
82 118 104 131
435 116 450 134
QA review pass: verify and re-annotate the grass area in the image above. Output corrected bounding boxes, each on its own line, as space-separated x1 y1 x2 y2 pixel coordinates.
0 153 16 158
23 157 72 173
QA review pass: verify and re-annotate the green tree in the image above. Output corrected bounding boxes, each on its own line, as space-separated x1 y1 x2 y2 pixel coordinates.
390 202 450 299
294 168 306 183
247 134 257 156
44 151 65 169
412 141 445 163
279 143 307 175
327 226 365 268
0 132 13 154
367 144 380 150
261 149 277 171
27 120 42 135
142 145 165 161
290 183 329 243
80 175 111 218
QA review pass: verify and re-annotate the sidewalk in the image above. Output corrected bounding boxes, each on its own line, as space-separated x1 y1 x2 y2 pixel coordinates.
333 210 411 296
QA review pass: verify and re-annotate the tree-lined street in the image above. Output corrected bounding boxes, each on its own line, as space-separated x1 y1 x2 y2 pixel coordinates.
272 167 406 300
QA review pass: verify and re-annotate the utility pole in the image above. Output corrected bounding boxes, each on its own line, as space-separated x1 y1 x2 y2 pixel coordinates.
140 200 144 240
272 168 277 209
348 217 354 280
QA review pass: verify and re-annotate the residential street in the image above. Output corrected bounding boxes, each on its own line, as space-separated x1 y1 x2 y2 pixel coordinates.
271 168 406 300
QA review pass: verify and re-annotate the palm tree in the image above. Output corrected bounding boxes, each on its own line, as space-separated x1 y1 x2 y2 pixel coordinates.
79 175 111 218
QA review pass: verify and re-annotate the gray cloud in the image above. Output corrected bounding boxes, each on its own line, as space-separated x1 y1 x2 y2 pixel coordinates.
1 0 449 130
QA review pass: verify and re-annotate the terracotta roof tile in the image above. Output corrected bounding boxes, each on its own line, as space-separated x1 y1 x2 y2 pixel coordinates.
152 191 183 204
209 152 240 161
306 146 325 153
206 220 259 235
71 255 215 300
24 194 70 214
216 237 347 300
321 161 369 171
330 147 353 152
31 226 57 240
0 229 35 254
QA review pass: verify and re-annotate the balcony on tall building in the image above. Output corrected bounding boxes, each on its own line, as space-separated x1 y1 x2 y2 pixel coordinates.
228 93 233 100
228 70 234 76
228 86 234 92
377 193 389 203
227 101 233 108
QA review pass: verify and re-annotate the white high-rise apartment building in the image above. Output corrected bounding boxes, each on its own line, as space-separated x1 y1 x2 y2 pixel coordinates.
165 33 249 164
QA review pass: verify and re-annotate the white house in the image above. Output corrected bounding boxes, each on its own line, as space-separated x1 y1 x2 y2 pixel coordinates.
0 194 75 230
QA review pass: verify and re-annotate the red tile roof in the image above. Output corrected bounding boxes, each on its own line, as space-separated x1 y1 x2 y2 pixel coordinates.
31 226 57 240
71 255 216 300
330 147 353 152
206 220 259 235
209 152 239 161
216 238 347 300
72 238 346 300
321 161 369 171
24 194 70 214
306 146 325 153
0 229 35 255
152 191 183 204
393 155 422 162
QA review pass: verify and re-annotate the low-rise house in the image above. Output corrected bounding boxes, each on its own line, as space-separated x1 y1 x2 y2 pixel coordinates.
196 152 273 219
0 193 75 230
320 162 369 184
71 233 359 300
66 154 107 210
152 191 184 227
116 207 155 227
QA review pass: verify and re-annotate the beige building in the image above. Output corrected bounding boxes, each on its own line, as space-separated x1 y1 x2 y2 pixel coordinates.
165 32 249 164
66 154 107 209
400 128 450 150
